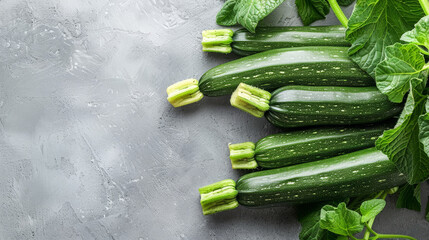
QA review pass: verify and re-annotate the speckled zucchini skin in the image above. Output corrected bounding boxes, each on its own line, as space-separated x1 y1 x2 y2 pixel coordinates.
255 123 391 169
232 26 350 56
198 47 373 97
266 86 403 128
236 148 406 207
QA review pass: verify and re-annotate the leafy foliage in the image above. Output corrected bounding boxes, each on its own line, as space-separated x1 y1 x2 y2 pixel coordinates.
360 199 386 222
298 203 340 240
319 202 364 236
419 111 429 157
216 0 286 33
396 184 422 211
317 192 416 239
346 0 424 77
295 0 330 26
216 0 238 26
401 15 429 52
376 87 429 184
375 43 427 103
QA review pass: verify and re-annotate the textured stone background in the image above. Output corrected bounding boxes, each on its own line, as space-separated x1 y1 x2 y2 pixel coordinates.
0 0 427 239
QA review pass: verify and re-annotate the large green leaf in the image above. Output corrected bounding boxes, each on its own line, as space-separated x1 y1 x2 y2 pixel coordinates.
360 199 386 222
375 43 427 103
216 0 286 33
376 87 429 184
298 203 340 240
296 0 330 26
320 202 364 236
346 0 424 77
396 184 421 211
401 15 429 52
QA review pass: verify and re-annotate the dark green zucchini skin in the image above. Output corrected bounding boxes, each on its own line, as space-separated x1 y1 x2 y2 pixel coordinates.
198 47 373 97
236 148 406 207
255 123 391 169
232 26 350 56
266 86 403 128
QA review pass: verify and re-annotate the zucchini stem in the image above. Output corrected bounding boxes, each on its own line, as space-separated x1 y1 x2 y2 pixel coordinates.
229 142 258 169
230 83 272 118
327 0 348 28
202 29 234 53
199 179 239 215
166 79 204 107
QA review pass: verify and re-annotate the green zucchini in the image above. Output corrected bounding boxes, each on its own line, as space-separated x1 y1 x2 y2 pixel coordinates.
201 26 350 55
167 46 372 107
228 123 392 169
199 148 406 215
231 83 402 128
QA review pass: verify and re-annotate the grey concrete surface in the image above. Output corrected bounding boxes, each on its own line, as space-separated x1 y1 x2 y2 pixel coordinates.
0 0 427 239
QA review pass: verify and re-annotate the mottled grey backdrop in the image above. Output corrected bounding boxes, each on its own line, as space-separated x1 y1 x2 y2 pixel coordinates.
0 0 427 239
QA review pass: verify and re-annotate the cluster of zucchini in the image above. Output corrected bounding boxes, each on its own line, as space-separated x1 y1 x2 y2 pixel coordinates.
166 26 405 215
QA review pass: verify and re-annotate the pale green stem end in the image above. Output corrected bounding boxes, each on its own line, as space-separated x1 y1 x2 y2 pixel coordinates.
199 179 239 215
230 83 271 118
229 142 258 169
166 79 204 107
202 29 234 54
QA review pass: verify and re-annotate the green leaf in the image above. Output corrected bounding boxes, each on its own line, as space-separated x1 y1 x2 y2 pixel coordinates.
337 0 355 6
419 112 429 156
345 0 424 77
298 203 341 240
295 0 330 26
376 86 429 184
375 43 427 103
320 202 364 236
216 0 286 33
216 0 238 26
360 199 386 223
401 15 429 52
396 184 421 211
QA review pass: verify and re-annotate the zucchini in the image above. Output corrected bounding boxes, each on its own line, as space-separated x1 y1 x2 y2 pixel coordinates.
201 26 350 55
231 83 402 128
199 148 406 215
167 46 372 107
228 123 392 169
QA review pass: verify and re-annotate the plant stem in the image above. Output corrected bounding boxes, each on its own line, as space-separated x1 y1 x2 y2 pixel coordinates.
363 219 376 240
419 47 429 55
373 191 384 199
365 221 416 240
380 192 388 200
364 222 378 236
376 234 417 240
328 0 348 27
363 190 389 239
419 0 429 15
